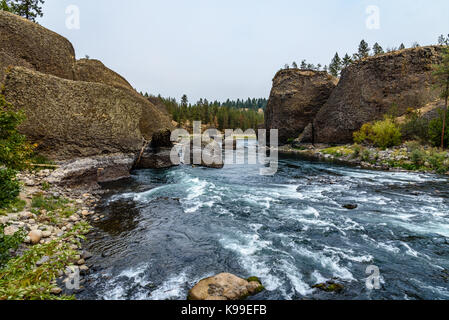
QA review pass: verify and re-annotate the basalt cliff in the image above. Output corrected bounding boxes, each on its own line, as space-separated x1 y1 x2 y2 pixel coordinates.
265 46 444 145
264 69 337 144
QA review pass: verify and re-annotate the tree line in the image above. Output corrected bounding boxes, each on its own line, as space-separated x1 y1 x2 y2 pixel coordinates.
1 0 45 22
285 34 449 77
143 94 265 131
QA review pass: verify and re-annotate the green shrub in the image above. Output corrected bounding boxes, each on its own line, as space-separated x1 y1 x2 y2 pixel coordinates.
0 95 35 208
0 96 35 170
410 149 426 167
354 118 402 149
353 123 373 144
0 168 20 209
429 109 449 148
401 109 430 143
0 224 26 268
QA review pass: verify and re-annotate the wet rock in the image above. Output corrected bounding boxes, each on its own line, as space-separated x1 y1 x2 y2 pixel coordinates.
343 204 358 210
81 251 93 260
188 273 264 300
312 280 344 293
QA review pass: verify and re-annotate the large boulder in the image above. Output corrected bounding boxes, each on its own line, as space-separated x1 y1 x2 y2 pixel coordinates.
0 11 75 82
2 66 172 159
264 69 338 144
46 154 136 188
188 273 264 300
72 59 133 91
314 46 444 144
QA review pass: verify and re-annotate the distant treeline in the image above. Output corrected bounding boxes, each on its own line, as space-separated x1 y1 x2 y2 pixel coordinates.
284 34 449 77
141 93 265 131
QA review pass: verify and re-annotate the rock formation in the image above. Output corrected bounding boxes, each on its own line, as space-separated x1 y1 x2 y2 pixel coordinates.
72 59 133 91
314 46 443 143
46 154 136 188
0 11 75 82
0 11 173 167
188 273 264 300
264 69 338 144
2 66 171 159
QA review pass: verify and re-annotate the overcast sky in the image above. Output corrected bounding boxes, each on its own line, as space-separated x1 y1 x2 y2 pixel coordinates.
39 0 449 103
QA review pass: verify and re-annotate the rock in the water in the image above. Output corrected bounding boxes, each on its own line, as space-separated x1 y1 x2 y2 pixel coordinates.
28 230 43 244
343 204 358 210
314 46 444 144
265 69 338 144
135 147 176 169
312 280 344 293
188 273 264 301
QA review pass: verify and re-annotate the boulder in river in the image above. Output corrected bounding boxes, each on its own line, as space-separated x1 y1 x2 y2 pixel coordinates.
188 273 264 300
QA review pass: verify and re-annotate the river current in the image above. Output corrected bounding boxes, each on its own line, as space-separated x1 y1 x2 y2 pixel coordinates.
78 142 449 300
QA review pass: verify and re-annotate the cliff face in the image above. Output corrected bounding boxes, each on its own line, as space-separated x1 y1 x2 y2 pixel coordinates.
0 11 173 161
3 67 147 159
0 11 75 81
314 46 443 143
265 69 338 144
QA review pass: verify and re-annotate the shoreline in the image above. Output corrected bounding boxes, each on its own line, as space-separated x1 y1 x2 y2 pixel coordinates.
277 143 449 176
0 169 100 299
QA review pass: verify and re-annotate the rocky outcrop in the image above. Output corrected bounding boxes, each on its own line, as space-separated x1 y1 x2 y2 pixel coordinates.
72 59 133 91
46 154 136 188
188 273 264 300
0 11 75 82
2 66 172 159
265 69 338 144
135 129 176 169
314 46 443 144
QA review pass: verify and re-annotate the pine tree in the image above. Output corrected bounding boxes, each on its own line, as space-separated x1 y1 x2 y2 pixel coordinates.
181 94 188 107
356 40 370 60
438 34 449 46
411 42 420 48
373 42 384 55
398 43 406 50
0 0 14 12
329 53 342 77
342 54 353 68
300 60 307 69
292 61 298 69
10 0 45 21
432 47 449 148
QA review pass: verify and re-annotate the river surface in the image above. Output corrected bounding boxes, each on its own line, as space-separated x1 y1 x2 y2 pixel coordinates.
78 142 449 300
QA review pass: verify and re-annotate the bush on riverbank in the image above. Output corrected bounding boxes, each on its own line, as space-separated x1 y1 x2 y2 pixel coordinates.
353 117 402 149
0 94 35 208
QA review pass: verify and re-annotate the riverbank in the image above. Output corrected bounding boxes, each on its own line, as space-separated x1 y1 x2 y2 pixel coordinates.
279 142 449 175
0 168 100 300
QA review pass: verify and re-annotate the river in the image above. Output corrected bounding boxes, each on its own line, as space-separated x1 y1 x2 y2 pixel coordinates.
78 141 449 300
